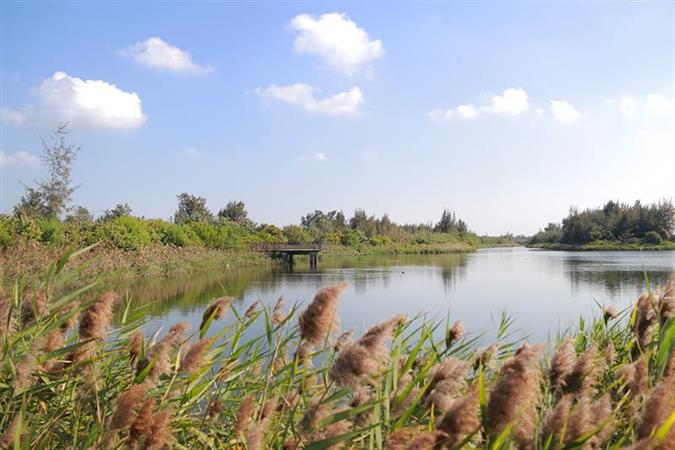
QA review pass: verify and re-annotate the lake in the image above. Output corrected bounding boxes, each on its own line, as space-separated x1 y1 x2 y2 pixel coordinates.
115 247 674 344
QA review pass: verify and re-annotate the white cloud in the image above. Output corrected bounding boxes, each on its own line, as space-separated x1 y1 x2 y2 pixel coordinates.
428 108 453 122
289 13 384 75
255 83 363 115
298 152 328 162
430 88 528 121
0 150 41 167
122 37 213 75
1 71 145 130
457 104 479 119
551 100 583 123
483 88 529 115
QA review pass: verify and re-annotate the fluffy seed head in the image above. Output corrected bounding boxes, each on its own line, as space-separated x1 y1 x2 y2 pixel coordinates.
329 314 404 387
200 297 232 331
235 394 256 436
110 384 147 430
425 357 469 411
128 330 144 362
485 343 542 449
634 293 656 352
564 344 599 395
435 383 480 446
272 296 286 325
179 338 212 374
245 300 261 319
550 339 575 392
445 320 464 349
299 283 346 346
79 291 118 341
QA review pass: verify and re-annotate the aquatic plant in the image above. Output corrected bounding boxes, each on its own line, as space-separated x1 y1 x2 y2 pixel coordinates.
0 250 673 449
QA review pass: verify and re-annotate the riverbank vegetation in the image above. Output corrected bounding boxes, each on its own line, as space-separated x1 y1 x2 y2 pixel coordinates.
1 125 514 283
1 251 673 449
528 200 675 250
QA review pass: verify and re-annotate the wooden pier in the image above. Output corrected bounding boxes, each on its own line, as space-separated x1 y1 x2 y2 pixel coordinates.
251 242 326 269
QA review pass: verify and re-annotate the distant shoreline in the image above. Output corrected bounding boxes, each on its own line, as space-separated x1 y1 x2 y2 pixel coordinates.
526 241 675 251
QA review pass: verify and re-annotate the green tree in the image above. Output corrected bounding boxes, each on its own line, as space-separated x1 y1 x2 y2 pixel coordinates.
100 203 132 222
65 206 94 224
218 200 249 224
38 124 80 218
174 193 212 224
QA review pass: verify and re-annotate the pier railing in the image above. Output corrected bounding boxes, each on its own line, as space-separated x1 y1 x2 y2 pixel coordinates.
251 242 327 252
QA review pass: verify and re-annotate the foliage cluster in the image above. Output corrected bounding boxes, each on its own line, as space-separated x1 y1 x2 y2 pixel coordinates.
530 200 675 246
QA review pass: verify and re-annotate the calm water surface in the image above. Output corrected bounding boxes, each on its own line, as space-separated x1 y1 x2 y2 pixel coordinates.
115 247 674 343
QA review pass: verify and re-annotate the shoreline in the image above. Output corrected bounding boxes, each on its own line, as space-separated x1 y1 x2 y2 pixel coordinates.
526 241 675 251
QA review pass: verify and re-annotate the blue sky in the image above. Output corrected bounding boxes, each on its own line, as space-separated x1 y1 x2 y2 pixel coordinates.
1 2 673 235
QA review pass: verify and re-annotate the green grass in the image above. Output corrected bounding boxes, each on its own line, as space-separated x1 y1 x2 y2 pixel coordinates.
1 249 673 449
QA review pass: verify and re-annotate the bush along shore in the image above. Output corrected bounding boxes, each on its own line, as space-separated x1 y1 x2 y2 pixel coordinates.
0 211 515 286
1 251 674 449
528 200 674 251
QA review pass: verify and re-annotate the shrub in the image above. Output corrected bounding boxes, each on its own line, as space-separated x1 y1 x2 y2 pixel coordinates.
642 230 663 245
150 221 202 247
97 216 153 251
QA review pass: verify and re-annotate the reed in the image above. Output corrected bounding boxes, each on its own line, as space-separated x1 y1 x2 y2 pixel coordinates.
0 250 673 449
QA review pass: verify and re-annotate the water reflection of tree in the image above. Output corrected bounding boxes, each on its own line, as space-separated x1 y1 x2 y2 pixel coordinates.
438 254 469 291
109 266 276 322
563 258 671 297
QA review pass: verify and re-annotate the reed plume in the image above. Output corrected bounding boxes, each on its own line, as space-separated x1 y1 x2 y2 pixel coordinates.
245 300 261 318
21 287 46 325
329 314 405 387
79 291 118 341
445 320 464 349
129 399 154 447
299 399 350 443
206 399 224 417
128 330 144 362
200 296 232 332
388 428 437 450
550 338 575 392
137 322 190 383
43 329 65 371
636 373 675 442
425 357 469 411
272 296 286 325
0 295 14 338
564 344 599 395
299 283 346 346
14 352 37 390
246 396 278 450
658 279 674 323
334 329 354 353
435 383 480 447
485 343 542 450
144 408 174 450
179 338 212 374
566 394 613 448
541 394 572 445
110 384 147 430
1 414 25 449
473 343 497 371
634 293 656 352
235 394 256 436
603 305 619 323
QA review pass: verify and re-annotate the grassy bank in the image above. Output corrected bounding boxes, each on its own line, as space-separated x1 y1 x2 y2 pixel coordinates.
528 240 675 251
1 232 515 287
1 251 673 449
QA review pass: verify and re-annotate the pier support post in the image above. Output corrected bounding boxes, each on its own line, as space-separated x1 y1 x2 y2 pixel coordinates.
309 252 318 270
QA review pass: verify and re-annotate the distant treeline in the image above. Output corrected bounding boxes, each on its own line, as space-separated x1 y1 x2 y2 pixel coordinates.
0 194 506 252
529 200 674 246
1 124 514 252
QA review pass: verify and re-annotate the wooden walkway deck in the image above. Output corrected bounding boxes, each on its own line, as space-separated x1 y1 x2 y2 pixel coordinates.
251 242 326 268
